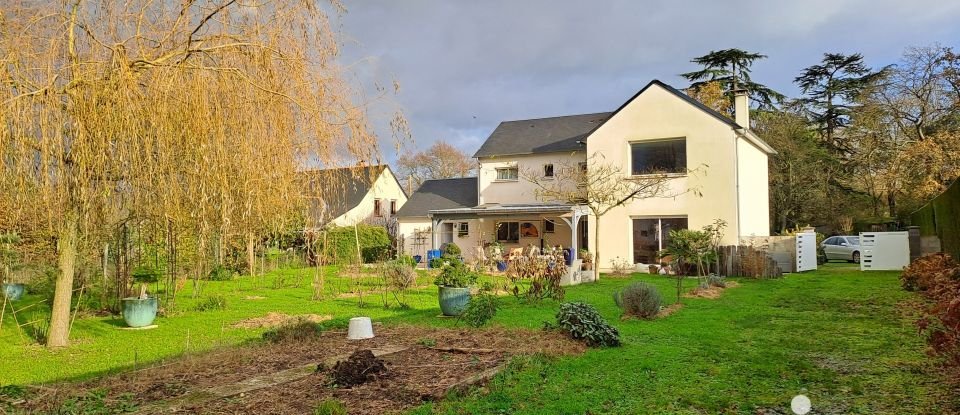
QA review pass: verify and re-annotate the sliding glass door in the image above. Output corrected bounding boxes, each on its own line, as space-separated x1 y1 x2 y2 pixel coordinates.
631 217 688 263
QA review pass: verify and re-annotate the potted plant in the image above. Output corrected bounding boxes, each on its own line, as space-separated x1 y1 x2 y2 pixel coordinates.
433 259 478 316
488 242 507 272
579 249 593 271
1 233 25 301
123 265 161 327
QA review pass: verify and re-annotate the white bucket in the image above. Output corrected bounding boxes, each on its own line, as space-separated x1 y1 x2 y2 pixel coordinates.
347 317 374 340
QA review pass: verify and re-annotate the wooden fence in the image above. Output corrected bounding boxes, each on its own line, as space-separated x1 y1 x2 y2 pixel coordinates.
717 245 783 278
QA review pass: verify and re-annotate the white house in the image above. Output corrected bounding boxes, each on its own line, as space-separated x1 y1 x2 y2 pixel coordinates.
396 80 775 270
302 165 408 229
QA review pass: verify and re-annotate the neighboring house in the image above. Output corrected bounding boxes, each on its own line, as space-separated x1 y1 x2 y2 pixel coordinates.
396 79 775 271
302 165 408 229
395 177 478 259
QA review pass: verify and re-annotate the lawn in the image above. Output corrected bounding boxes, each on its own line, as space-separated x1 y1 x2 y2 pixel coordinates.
2 264 957 414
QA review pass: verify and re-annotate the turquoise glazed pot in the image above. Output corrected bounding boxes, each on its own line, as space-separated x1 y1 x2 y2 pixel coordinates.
2 283 25 301
122 297 158 328
438 286 471 316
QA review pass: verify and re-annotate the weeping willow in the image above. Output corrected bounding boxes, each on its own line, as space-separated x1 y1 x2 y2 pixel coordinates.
0 0 381 347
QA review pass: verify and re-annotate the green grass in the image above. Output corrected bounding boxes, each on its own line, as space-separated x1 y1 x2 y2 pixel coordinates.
1 264 955 414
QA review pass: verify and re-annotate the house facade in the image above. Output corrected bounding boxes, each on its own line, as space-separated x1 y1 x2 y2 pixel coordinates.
302 165 408 229
396 80 774 270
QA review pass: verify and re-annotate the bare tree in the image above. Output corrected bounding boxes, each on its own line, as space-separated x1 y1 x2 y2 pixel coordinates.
523 154 689 281
0 0 382 347
397 141 476 190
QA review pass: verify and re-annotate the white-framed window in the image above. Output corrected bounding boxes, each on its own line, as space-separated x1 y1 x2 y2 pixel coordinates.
458 222 469 237
544 219 556 233
496 221 520 242
543 164 555 178
631 138 686 175
496 167 519 181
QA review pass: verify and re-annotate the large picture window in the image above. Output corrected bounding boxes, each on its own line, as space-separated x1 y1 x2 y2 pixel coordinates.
631 138 686 175
632 217 688 264
496 221 520 242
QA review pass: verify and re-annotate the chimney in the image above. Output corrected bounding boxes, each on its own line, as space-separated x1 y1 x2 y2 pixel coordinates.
734 89 750 128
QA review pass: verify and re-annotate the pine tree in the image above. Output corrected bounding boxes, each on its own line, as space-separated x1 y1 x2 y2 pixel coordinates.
681 48 784 108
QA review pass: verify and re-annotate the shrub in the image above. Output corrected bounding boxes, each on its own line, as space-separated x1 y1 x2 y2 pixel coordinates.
608 257 633 277
262 320 324 343
613 282 662 319
459 285 499 327
194 295 228 312
708 275 727 288
506 248 566 301
442 242 462 257
384 260 417 289
901 253 958 292
207 265 233 281
904 253 960 366
429 257 447 269
317 225 391 264
550 302 620 347
313 398 347 415
396 254 417 268
131 265 161 284
433 261 477 288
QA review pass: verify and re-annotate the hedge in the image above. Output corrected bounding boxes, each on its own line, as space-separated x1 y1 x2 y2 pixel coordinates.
317 224 392 264
911 179 960 260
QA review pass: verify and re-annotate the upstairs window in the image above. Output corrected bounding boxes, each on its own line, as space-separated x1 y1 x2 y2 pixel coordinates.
374 199 382 217
496 167 519 181
631 138 686 175
543 164 555 178
390 200 397 215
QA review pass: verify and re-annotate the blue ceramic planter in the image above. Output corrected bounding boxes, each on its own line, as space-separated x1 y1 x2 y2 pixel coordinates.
122 297 158 328
438 286 471 316
2 283 25 301
413 255 423 264
496 261 508 272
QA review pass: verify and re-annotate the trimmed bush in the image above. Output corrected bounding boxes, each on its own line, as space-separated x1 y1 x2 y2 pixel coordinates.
551 302 620 347
441 242 461 257
912 179 960 260
207 265 233 281
433 260 477 288
708 275 727 288
317 225 391 264
613 282 662 319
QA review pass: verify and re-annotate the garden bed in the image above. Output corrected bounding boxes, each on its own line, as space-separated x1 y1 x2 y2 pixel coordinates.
9 325 584 414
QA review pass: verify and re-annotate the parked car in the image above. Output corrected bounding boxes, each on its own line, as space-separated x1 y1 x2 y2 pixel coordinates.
820 235 861 263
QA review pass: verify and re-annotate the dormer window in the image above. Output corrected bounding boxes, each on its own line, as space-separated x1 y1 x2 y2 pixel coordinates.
496 167 519 181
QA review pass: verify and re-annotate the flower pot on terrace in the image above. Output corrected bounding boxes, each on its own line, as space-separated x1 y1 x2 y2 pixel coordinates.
496 260 508 272
2 283 25 301
437 286 471 316
413 255 423 264
122 297 158 328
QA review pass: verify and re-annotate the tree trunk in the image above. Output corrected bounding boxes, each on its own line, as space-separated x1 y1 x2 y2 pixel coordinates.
246 232 256 278
47 215 78 347
887 192 897 219
593 217 600 282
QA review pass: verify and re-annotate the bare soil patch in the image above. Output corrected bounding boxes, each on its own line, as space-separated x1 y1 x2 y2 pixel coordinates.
14 325 584 414
231 312 332 329
657 303 684 318
683 280 739 299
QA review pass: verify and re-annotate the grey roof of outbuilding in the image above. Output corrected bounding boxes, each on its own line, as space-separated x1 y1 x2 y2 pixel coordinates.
395 177 478 218
472 112 611 158
301 165 401 226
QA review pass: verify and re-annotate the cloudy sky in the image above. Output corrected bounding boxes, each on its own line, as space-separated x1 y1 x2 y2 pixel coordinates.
334 0 960 158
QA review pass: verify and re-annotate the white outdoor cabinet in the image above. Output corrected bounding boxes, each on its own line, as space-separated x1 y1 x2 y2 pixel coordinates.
795 232 818 272
859 231 910 271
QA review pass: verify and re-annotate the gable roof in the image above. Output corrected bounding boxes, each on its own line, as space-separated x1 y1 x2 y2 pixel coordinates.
472 79 776 158
472 112 611 158
301 165 402 225
395 177 478 218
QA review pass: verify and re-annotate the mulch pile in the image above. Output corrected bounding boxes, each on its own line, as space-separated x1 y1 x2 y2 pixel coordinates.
330 350 387 387
13 325 584 414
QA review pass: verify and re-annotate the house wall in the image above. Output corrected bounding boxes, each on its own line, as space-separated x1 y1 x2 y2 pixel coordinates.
586 83 759 270
402 216 578 264
329 168 408 227
736 136 771 237
477 152 586 205
398 218 432 258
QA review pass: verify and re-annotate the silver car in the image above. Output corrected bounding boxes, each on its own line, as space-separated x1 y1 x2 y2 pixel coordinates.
821 235 861 263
